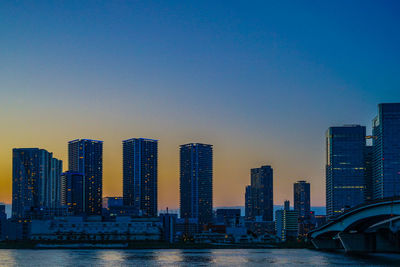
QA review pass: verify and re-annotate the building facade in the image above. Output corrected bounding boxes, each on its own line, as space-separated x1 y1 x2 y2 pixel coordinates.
215 209 241 226
61 172 84 215
123 138 158 217
30 216 162 242
364 145 374 201
12 148 62 219
275 209 299 242
244 185 252 220
102 197 123 209
293 180 311 219
372 103 400 199
246 165 274 221
275 201 298 242
326 125 366 218
180 143 213 226
68 139 103 215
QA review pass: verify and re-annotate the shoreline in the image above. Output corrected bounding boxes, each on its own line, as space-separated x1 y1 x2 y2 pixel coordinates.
0 241 310 250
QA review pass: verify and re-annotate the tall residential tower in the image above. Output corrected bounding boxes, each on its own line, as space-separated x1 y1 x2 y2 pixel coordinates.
123 138 158 217
68 139 103 215
245 165 274 221
180 143 213 226
12 148 62 218
294 180 311 219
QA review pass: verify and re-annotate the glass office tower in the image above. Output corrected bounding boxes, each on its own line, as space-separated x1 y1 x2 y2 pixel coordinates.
68 139 103 215
180 143 213 226
123 138 158 217
372 103 400 199
294 180 311 219
364 145 374 201
326 125 366 218
12 148 62 218
246 165 274 221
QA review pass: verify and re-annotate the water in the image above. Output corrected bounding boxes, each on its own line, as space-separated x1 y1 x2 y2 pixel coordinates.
0 249 399 266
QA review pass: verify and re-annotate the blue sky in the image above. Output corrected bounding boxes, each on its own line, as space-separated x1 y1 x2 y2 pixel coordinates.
0 1 399 207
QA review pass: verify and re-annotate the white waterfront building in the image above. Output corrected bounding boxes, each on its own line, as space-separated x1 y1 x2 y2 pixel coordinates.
30 216 162 241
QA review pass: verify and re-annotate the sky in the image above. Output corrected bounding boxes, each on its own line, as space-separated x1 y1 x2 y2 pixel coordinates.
1 1 400 209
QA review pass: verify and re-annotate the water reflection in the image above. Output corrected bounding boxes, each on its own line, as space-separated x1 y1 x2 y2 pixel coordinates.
0 249 399 266
154 250 183 265
176 249 214 265
0 250 17 267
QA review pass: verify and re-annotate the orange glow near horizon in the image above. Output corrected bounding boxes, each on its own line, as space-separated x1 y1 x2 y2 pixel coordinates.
0 126 326 209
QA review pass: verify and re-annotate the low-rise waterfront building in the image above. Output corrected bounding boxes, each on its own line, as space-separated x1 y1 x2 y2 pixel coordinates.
30 216 162 242
215 209 241 226
275 201 299 242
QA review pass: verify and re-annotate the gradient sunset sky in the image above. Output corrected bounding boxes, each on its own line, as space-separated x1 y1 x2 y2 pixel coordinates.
1 1 400 209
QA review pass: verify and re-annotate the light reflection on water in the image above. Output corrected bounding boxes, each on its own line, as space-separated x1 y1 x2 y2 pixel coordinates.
0 249 399 266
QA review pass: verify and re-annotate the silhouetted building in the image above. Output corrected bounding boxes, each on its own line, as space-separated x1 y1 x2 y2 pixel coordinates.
284 200 290 211
176 218 199 240
102 197 123 209
294 181 311 219
47 158 63 210
275 201 298 242
0 205 6 240
326 125 366 218
102 197 137 218
180 143 213 226
160 213 177 243
314 215 327 228
372 103 400 199
364 145 374 201
216 208 241 226
298 210 316 238
245 220 276 236
246 165 273 221
245 185 252 220
61 172 84 215
12 148 62 219
68 139 103 215
123 138 158 217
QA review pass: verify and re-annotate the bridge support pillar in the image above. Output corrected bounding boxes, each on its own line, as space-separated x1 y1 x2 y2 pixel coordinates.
311 238 342 250
337 232 373 253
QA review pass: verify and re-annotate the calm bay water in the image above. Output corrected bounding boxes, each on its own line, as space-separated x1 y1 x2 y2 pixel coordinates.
0 249 399 266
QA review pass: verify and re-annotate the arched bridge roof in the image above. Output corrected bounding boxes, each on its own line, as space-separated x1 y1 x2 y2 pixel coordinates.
309 198 400 239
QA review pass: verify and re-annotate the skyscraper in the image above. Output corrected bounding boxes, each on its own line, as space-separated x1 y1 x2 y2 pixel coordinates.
123 138 158 217
46 157 63 210
364 145 374 201
372 103 400 199
246 165 274 221
60 171 84 215
294 180 310 219
68 139 103 215
245 185 252 220
12 148 62 218
326 125 366 218
180 143 213 226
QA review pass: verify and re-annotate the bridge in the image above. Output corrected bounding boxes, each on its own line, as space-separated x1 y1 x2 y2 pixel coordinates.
308 198 400 253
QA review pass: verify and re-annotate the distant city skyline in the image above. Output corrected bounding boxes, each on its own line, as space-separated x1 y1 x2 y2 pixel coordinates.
3 104 400 210
1 1 400 209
